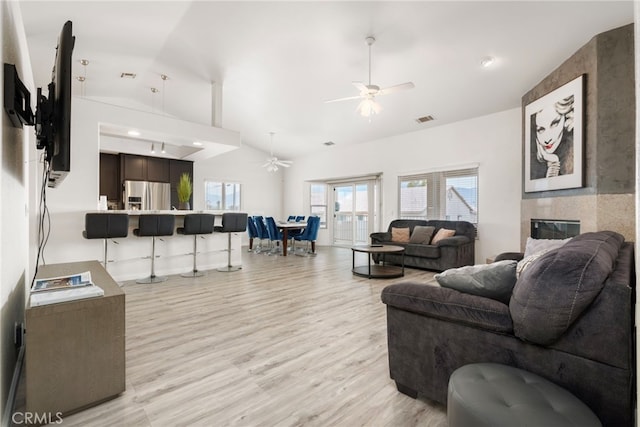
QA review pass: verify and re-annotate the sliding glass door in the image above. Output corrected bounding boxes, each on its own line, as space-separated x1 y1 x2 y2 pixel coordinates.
331 180 378 246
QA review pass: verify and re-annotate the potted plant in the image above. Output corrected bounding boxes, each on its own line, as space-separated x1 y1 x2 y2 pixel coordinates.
177 173 192 210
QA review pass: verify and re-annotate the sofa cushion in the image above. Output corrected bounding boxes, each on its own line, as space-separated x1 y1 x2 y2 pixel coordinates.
381 282 514 333
391 227 410 242
405 244 440 258
523 237 571 258
435 260 517 304
510 231 624 346
432 228 455 244
409 226 435 244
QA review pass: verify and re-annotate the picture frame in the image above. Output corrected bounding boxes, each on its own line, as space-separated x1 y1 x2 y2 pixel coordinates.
524 75 583 192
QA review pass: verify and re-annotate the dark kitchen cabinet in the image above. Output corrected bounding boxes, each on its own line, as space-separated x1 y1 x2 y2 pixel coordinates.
99 153 120 207
169 159 193 209
120 154 169 183
121 154 147 181
147 157 170 182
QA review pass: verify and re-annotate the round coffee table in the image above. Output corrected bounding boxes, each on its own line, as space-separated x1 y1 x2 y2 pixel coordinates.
351 244 405 279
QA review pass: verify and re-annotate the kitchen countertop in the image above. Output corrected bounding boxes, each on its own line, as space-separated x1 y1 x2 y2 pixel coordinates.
88 210 225 215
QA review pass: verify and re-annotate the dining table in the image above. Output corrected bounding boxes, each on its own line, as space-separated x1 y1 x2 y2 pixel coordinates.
277 221 307 256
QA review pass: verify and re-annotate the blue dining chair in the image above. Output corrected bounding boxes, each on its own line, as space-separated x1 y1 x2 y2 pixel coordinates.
253 216 270 253
294 216 320 256
246 216 259 252
265 217 283 255
287 215 305 243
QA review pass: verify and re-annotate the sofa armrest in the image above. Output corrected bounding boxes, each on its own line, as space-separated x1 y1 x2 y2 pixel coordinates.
435 235 470 247
370 231 390 243
495 252 524 262
381 282 513 333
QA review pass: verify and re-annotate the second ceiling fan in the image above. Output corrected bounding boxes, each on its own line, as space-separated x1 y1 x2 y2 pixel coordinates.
325 36 414 117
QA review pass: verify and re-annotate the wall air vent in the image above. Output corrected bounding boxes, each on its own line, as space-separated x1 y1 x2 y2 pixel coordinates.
120 72 137 79
416 115 434 124
323 141 335 146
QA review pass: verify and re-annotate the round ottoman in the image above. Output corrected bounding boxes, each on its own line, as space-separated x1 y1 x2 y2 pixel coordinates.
447 363 601 427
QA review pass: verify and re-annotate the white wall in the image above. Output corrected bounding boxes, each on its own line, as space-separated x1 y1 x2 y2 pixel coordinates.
194 144 284 222
1 2 31 421
283 108 522 264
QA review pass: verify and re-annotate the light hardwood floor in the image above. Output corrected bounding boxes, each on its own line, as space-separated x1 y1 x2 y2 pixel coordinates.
20 246 447 426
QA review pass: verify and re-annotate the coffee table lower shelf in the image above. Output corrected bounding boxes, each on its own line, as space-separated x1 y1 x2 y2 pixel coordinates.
351 244 405 279
352 264 404 279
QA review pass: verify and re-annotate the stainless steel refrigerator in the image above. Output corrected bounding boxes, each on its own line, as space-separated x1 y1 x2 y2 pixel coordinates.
123 180 171 211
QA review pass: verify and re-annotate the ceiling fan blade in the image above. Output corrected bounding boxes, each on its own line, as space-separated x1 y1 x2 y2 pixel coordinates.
325 94 365 104
261 161 272 168
352 81 368 93
276 161 292 168
378 82 415 96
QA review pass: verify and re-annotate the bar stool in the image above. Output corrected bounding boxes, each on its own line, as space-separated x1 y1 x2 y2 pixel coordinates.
177 213 215 277
82 213 129 271
214 212 248 272
134 214 175 283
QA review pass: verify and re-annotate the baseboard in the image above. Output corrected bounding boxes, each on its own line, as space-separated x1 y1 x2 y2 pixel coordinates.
2 345 25 427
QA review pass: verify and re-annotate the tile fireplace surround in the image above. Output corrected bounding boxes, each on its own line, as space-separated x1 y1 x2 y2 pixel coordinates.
520 193 634 250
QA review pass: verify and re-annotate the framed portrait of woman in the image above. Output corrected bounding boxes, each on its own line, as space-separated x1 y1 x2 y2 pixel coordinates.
524 75 583 192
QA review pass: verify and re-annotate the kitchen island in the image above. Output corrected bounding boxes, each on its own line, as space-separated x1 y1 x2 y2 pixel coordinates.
75 210 245 281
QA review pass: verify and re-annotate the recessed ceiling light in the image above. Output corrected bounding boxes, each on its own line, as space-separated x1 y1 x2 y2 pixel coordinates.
128 130 140 136
193 141 203 146
480 56 495 68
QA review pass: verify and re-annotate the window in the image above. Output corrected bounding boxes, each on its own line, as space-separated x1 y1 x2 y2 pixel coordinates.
204 181 241 211
310 183 328 228
398 167 478 225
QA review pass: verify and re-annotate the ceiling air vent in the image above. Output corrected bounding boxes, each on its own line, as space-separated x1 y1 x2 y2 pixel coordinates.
120 72 137 79
416 115 434 124
323 141 335 146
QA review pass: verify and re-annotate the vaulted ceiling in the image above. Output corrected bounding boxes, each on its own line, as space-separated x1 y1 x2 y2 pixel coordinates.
19 1 634 160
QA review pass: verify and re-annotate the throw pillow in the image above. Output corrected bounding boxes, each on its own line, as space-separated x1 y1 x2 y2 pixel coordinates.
434 260 518 304
516 249 551 278
431 228 455 244
409 226 435 244
523 237 572 258
391 227 410 242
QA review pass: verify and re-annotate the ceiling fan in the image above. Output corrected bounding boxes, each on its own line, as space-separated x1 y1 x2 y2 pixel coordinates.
262 132 292 172
325 36 414 117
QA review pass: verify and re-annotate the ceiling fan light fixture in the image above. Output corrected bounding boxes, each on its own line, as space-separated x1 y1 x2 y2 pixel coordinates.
357 98 382 117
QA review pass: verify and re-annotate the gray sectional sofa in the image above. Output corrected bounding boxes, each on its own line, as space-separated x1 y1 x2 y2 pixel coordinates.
370 219 476 272
381 231 635 426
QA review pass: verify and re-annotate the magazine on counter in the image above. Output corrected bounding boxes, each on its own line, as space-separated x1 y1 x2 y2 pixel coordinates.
31 271 94 292
30 271 104 306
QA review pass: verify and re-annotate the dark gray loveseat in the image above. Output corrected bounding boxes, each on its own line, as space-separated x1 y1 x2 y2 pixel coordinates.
370 219 475 272
381 231 635 426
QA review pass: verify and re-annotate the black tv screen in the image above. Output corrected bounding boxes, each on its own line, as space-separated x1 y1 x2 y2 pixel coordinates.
36 20 74 188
